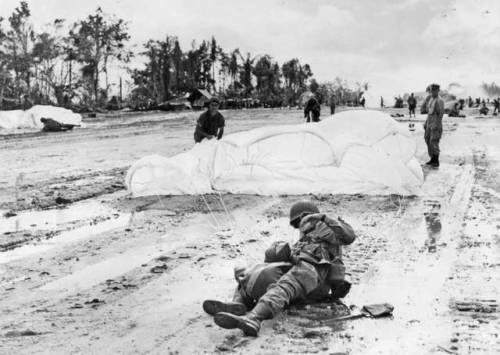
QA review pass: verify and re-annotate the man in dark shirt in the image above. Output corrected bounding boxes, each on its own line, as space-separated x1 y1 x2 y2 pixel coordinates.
194 98 225 143
304 96 321 122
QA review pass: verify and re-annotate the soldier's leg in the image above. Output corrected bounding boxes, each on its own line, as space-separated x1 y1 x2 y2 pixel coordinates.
202 285 248 316
429 128 442 167
424 128 433 162
250 261 319 317
232 285 255 309
214 262 320 336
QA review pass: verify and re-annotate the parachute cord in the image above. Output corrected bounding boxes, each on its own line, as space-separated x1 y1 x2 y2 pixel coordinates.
217 191 237 226
200 193 221 230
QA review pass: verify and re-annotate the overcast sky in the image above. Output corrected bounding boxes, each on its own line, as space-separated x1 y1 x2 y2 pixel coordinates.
1 0 499 97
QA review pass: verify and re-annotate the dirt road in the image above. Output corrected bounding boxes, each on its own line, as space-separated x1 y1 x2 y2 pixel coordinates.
0 109 498 354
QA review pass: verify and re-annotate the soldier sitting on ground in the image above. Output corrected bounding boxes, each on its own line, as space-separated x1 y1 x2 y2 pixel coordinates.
40 118 77 132
479 102 489 115
203 201 356 336
448 102 465 118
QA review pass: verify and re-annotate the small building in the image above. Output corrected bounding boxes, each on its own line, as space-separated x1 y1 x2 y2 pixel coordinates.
159 93 192 111
188 89 213 109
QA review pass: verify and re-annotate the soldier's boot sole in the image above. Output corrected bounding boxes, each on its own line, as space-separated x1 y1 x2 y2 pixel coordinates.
202 300 246 316
214 312 260 337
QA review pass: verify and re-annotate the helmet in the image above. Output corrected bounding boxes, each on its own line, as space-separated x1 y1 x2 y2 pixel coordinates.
289 201 319 226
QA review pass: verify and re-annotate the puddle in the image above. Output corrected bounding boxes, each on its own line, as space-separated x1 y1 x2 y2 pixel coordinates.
0 200 117 235
0 213 131 264
423 199 442 253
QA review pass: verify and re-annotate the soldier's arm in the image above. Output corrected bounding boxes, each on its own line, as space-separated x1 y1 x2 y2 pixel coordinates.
438 100 445 119
217 115 225 140
322 216 357 245
299 214 356 245
217 127 224 140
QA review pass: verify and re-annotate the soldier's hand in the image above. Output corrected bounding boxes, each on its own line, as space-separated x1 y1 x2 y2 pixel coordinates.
290 254 300 265
299 213 325 234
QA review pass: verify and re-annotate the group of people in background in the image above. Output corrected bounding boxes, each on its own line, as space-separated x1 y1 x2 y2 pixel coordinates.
191 83 499 173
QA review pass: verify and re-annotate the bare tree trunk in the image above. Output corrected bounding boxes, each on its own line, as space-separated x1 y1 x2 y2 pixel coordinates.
94 65 99 108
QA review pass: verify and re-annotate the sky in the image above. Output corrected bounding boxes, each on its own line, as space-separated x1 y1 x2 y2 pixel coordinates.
1 0 499 98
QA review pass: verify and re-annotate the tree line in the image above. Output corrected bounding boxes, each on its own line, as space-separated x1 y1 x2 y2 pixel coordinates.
0 1 367 111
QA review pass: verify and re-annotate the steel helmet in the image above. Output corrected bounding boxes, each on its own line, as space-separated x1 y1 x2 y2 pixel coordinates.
289 201 319 226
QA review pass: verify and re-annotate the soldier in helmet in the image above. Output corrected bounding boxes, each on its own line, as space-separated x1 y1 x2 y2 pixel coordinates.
208 200 357 336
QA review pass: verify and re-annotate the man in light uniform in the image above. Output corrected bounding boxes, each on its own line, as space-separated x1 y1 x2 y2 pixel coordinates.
424 84 444 168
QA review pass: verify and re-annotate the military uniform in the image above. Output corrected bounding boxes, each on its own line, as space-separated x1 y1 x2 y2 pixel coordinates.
407 96 417 117
424 96 444 159
250 214 356 317
211 201 357 336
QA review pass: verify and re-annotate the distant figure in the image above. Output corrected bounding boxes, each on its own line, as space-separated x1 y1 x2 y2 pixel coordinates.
394 96 404 108
420 86 432 114
468 96 473 108
423 84 445 168
330 95 336 115
407 93 417 118
493 97 499 115
479 102 489 115
40 118 77 132
380 96 384 108
359 96 366 108
448 102 465 118
304 96 321 122
194 98 225 143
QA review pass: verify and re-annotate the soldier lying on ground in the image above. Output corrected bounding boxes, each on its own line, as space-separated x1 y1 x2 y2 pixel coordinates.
203 201 356 336
40 117 77 132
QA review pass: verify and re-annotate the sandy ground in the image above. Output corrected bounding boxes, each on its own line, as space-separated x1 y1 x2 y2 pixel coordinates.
0 108 499 354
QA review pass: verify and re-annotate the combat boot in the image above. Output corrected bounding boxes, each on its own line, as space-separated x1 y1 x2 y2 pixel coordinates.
214 313 261 336
214 302 272 337
425 156 434 165
430 155 440 168
202 300 247 316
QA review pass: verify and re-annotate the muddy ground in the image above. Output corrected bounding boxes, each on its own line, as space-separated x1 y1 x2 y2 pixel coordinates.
0 108 498 354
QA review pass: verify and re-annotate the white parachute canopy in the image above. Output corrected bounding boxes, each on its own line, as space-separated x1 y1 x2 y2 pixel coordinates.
0 105 82 130
126 110 423 197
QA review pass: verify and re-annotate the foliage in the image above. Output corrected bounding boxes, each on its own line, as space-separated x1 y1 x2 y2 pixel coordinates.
481 82 500 97
0 1 329 110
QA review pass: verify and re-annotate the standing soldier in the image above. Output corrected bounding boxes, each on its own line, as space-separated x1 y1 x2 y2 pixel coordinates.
407 93 417 118
193 98 225 143
330 95 336 115
211 201 356 336
493 97 500 115
424 84 445 168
